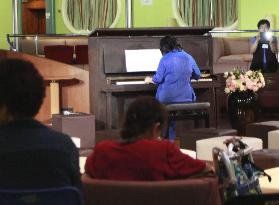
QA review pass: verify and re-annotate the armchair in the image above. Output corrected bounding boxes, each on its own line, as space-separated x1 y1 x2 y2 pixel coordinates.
82 174 221 205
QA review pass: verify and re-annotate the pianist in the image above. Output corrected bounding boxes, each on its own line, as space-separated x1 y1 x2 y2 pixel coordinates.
145 35 201 141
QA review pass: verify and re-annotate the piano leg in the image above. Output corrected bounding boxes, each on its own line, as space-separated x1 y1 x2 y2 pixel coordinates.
105 91 113 129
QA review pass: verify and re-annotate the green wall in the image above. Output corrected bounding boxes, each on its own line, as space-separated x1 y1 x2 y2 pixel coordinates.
0 1 13 49
238 0 279 30
133 0 175 27
55 0 70 34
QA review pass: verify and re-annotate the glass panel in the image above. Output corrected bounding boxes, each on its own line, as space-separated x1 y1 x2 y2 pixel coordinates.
62 0 120 34
177 0 237 27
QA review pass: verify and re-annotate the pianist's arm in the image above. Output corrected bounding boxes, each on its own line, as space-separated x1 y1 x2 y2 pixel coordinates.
189 56 201 80
152 59 166 84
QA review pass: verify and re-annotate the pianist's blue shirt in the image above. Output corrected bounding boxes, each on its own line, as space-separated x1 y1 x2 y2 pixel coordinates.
152 49 201 103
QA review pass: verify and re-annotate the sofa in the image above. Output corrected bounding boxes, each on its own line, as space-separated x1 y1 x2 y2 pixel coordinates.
213 36 279 74
213 37 253 74
81 174 222 205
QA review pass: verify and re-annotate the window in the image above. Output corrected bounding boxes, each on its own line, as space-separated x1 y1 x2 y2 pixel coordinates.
61 0 121 34
175 0 238 28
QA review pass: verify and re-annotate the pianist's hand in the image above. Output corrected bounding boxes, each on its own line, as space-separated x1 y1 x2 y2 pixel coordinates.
144 76 153 84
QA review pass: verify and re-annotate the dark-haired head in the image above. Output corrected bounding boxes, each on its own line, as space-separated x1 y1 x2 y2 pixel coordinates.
121 96 166 142
0 58 45 123
160 35 182 55
257 19 270 29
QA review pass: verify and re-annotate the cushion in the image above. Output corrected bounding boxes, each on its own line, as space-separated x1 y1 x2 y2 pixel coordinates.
218 54 252 63
223 37 250 55
212 37 225 63
44 45 74 64
165 102 210 111
75 45 89 64
38 38 66 55
268 130 279 149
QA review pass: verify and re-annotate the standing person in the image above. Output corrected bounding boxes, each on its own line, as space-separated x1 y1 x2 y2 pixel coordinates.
250 19 278 73
0 58 81 189
85 96 212 181
145 35 201 141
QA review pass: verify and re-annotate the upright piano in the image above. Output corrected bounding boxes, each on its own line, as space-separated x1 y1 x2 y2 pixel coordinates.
88 27 222 129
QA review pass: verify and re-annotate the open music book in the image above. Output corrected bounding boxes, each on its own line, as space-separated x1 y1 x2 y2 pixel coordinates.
125 49 162 72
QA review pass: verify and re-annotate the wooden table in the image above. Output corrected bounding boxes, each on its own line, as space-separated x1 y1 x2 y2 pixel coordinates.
44 77 80 115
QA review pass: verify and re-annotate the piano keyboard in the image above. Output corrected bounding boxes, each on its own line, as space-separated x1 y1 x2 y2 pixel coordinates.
115 78 212 85
115 81 146 85
191 78 213 82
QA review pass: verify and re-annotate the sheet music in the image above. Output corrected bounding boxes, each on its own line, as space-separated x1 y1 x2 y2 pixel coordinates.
116 81 145 85
125 49 162 72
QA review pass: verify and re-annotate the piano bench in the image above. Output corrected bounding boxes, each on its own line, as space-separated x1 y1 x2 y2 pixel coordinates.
164 102 210 138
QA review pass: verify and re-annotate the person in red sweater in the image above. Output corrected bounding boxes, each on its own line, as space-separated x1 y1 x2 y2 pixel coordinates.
85 96 212 180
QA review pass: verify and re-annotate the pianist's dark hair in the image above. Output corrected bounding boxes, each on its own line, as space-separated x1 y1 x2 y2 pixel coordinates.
121 96 166 141
160 35 182 55
0 58 45 118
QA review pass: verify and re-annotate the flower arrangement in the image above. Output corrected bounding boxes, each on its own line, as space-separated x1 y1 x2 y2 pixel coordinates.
224 68 265 94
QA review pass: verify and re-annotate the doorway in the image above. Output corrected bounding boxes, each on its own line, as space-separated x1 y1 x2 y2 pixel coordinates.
21 0 46 34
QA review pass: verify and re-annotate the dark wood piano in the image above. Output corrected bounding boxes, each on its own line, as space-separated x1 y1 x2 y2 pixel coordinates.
88 27 222 130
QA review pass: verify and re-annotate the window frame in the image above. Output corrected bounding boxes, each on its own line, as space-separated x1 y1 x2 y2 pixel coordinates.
61 0 122 34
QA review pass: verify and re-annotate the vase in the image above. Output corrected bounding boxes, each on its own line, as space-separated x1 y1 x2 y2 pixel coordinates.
227 91 258 135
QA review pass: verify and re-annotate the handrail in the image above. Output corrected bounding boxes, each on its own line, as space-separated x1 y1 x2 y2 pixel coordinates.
6 33 88 54
6 34 16 51
210 29 279 33
8 34 88 38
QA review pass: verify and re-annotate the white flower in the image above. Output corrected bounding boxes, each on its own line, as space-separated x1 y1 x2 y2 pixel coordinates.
224 87 231 94
239 84 245 91
246 70 252 75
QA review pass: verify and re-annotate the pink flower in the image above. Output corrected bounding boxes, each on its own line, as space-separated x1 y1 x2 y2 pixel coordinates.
224 68 265 94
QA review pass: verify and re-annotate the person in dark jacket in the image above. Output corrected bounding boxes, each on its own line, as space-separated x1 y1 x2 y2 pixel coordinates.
250 19 278 73
0 58 81 189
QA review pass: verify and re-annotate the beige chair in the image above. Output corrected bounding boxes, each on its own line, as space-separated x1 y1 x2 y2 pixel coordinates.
268 130 279 149
196 136 263 161
82 174 222 205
